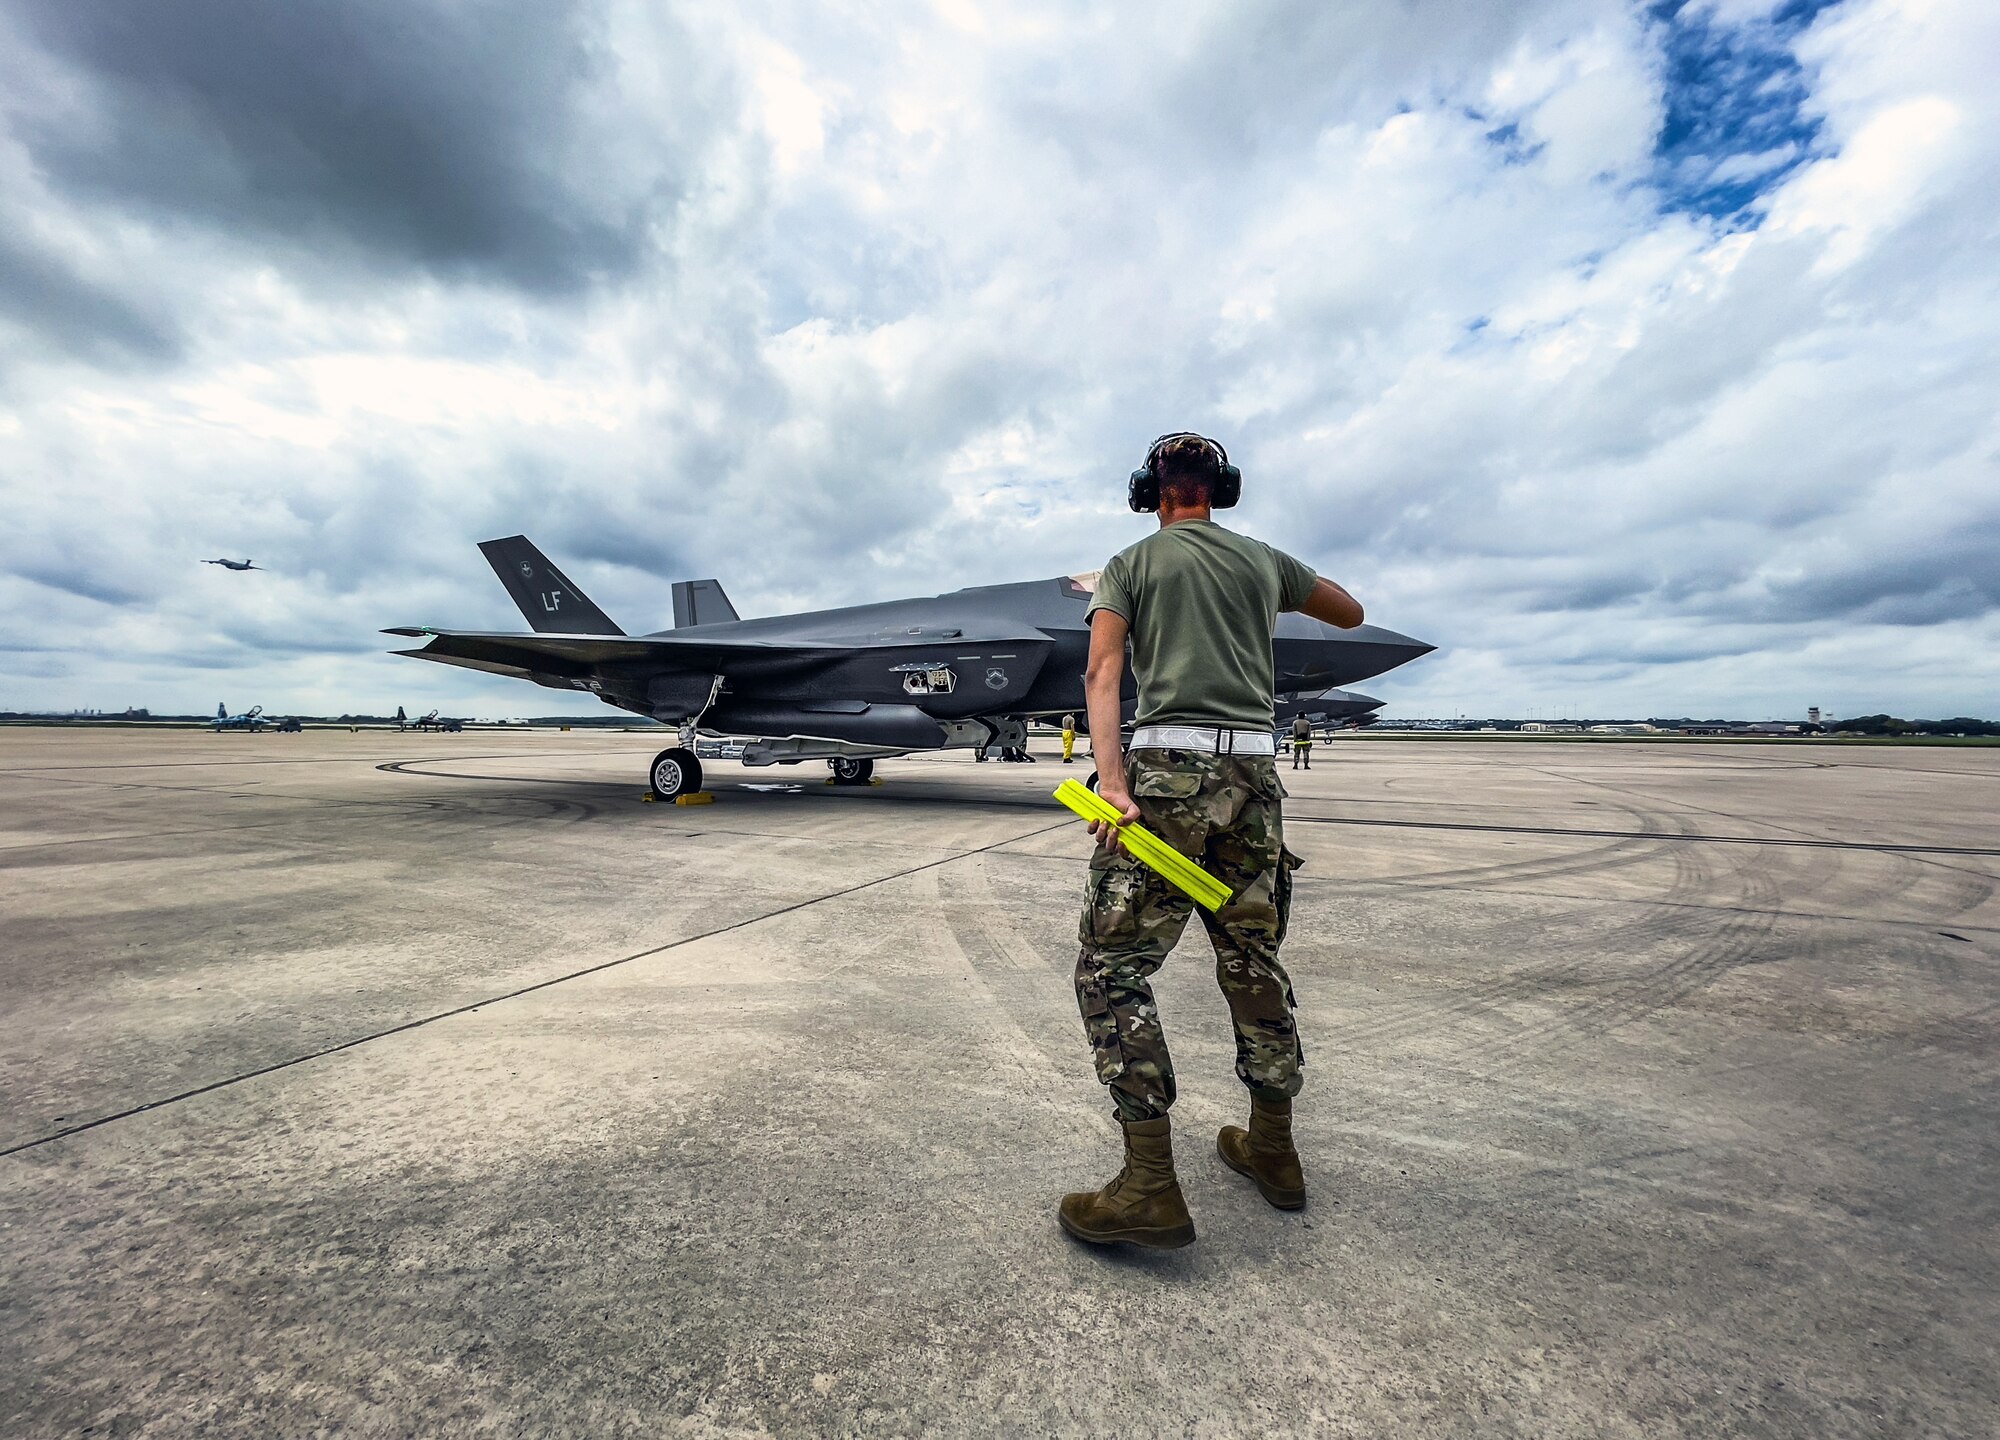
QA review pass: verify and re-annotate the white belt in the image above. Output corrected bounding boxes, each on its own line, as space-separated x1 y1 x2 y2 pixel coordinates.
1130 725 1276 756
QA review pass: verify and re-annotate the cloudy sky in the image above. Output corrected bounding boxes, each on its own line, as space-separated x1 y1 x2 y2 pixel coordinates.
1 0 1993 720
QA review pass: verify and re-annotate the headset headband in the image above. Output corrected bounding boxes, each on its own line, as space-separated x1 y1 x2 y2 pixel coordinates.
1144 432 1228 475
1128 431 1242 512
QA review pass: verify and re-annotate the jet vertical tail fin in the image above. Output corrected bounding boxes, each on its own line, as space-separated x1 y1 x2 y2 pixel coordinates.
477 536 625 636
671 579 740 628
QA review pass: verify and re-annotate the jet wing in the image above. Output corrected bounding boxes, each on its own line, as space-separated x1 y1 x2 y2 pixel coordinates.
384 627 856 676
381 626 1048 681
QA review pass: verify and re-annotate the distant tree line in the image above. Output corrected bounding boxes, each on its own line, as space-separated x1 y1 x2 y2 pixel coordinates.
1832 715 2000 737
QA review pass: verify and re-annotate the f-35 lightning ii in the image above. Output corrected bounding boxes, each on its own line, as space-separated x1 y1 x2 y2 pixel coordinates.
1274 687 1384 729
387 535 1432 798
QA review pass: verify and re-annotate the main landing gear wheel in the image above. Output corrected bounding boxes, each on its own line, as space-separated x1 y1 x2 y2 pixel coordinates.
829 757 874 785
1085 769 1100 792
649 747 703 800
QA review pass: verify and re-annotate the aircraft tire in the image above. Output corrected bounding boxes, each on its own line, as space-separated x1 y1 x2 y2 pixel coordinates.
829 757 874 785
1085 769 1099 792
649 747 703 800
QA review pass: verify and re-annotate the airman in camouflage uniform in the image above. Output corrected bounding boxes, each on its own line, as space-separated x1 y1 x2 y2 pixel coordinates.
1076 749 1304 1123
1056 432 1364 1250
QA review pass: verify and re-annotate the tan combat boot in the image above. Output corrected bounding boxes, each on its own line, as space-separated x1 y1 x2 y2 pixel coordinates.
1217 1095 1306 1209
1058 1116 1197 1249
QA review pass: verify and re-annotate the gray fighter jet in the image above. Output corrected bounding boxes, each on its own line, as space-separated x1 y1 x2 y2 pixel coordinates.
211 702 266 731
204 558 263 571
397 707 464 733
1275 687 1383 728
387 536 1432 798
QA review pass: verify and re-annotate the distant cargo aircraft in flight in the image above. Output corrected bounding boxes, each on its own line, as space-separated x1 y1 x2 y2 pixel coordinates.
389 535 1432 799
204 558 263 571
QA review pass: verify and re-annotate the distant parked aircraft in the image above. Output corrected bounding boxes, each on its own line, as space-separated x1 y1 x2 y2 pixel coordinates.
204 558 263 571
398 706 464 733
212 702 266 732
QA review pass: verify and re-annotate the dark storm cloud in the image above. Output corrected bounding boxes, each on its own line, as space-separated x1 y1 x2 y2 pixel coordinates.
0 227 179 365
1754 522 2000 626
10 0 672 293
14 564 150 608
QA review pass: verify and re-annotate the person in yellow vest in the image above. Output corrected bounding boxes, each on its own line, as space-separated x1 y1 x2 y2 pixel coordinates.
1061 712 1078 763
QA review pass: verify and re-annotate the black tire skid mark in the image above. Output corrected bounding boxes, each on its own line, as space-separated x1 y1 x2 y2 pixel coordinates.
936 860 1087 1094
1799 848 1999 958
1308 792 1689 894
1322 830 1720 1058
1797 757 2000 781
375 757 637 793
373 758 631 828
1461 842 1996 1073
1341 831 1678 895
1431 760 1908 1059
1921 997 2000 1058
1719 995 2000 1169
1523 757 1831 849
1906 855 1999 924
20 764 586 833
1297 795 1706 1052
1463 850 1786 1065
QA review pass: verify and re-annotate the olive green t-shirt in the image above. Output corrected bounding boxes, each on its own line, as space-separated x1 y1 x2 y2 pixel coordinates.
1085 520 1318 730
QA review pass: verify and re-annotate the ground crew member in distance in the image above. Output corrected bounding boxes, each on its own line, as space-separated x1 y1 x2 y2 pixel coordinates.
1290 712 1313 769
1059 432 1364 1249
1061 712 1078 763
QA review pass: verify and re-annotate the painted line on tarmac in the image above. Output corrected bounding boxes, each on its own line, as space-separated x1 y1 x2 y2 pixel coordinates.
0 816 1070 1160
1283 813 2000 857
375 757 642 783
1 748 656 774
379 759 2000 856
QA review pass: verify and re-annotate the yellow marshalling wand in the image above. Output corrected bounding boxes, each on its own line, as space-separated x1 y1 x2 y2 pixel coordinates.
1053 779 1232 912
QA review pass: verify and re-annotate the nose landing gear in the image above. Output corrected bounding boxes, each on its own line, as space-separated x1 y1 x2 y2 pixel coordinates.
649 747 704 800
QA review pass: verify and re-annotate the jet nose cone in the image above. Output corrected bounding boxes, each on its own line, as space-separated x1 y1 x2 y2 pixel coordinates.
1322 624 1434 685
1353 624 1435 663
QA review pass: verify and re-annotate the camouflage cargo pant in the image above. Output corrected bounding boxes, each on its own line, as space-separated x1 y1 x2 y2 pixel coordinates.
1075 748 1305 1123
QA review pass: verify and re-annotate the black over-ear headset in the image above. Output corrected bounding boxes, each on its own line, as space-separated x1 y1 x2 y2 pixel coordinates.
1128 432 1242 513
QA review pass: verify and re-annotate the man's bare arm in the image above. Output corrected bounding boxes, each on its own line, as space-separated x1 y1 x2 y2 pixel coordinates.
1084 609 1140 853
1298 576 1364 629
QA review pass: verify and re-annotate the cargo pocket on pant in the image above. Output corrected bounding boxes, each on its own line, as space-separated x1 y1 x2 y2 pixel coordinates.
1076 973 1125 1083
1132 769 1202 800
1081 864 1145 949
1274 845 1304 944
1238 761 1289 807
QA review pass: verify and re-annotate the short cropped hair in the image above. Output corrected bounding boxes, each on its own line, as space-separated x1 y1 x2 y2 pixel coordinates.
1155 434 1222 508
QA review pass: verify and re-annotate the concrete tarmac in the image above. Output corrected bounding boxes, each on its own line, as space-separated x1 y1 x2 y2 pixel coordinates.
1 729 1995 1437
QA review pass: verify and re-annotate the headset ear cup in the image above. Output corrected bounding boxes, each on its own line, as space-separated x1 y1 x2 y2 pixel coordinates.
1128 468 1159 513
1214 463 1242 508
